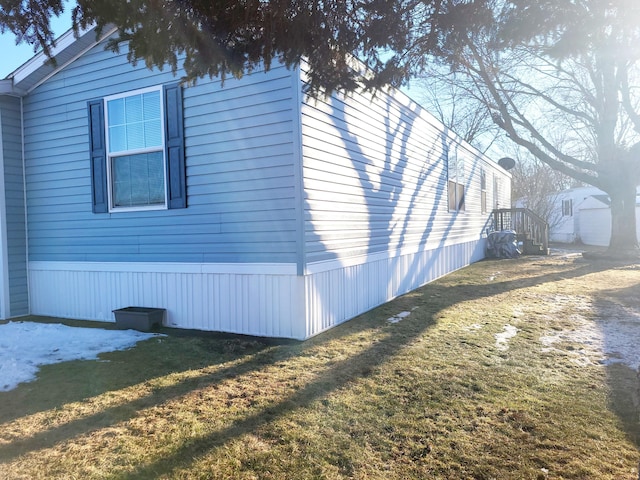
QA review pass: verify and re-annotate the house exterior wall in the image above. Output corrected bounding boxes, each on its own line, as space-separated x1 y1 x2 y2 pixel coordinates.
23 37 305 337
0 95 28 318
301 84 505 264
23 41 299 265
17 35 510 339
547 186 604 243
298 73 510 336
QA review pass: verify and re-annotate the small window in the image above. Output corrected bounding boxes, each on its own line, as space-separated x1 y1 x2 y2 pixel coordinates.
447 146 466 212
448 180 466 211
481 169 487 214
562 199 573 216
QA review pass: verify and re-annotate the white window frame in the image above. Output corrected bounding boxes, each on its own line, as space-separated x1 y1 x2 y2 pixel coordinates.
480 168 487 214
104 85 167 212
448 145 466 212
493 175 501 209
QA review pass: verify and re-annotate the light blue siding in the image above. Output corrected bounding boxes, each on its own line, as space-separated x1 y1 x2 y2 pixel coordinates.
0 96 29 316
300 72 506 265
23 39 299 264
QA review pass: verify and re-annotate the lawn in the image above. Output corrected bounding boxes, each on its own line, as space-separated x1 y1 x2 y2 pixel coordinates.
0 250 639 479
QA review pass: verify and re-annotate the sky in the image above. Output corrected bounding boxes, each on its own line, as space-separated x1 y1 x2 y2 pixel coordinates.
0 7 74 78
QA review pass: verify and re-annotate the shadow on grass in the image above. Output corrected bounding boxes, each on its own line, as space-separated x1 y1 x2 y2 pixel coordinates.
594 280 640 448
0 255 617 473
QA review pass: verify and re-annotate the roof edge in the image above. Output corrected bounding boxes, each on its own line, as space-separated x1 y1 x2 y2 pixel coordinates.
0 79 26 97
7 24 117 95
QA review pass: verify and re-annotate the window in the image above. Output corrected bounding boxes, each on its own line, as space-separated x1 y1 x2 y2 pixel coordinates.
493 175 501 209
480 169 487 214
562 199 573 216
448 181 465 211
107 88 164 208
88 83 186 213
447 146 465 212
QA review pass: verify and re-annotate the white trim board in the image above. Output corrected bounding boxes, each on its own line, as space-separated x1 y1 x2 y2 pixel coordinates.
28 239 486 340
29 261 298 275
0 107 10 319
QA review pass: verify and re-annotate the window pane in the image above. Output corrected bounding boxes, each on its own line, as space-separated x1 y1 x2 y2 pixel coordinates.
125 95 143 123
112 152 165 207
107 98 125 125
144 118 162 147
108 125 127 152
147 153 165 203
448 181 457 211
107 90 162 153
143 92 161 120
126 122 145 150
448 153 457 182
457 183 466 211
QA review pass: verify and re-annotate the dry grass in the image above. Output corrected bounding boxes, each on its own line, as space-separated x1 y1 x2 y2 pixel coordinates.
1 250 639 479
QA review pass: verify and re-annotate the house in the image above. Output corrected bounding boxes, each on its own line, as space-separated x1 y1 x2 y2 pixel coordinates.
546 186 604 243
0 26 511 339
542 186 640 246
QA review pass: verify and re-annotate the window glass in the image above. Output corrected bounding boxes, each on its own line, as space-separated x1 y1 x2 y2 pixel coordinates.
447 145 466 212
105 87 165 210
481 169 487 213
112 152 165 207
448 181 457 211
456 183 466 211
107 91 162 153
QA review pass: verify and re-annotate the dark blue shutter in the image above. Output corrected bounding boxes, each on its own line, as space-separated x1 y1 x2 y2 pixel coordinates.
163 83 186 209
88 100 108 213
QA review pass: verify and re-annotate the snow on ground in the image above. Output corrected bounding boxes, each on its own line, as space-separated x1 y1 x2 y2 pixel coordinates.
387 307 419 324
540 310 640 371
0 322 160 392
495 325 518 351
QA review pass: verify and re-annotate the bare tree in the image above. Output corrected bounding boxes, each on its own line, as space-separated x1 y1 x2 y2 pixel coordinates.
413 70 500 153
511 155 574 231
418 0 640 252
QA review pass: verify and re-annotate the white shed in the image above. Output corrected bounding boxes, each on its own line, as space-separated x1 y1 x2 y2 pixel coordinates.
578 195 640 247
577 195 611 247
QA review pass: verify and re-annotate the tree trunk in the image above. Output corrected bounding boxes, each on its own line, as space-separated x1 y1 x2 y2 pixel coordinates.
608 186 639 252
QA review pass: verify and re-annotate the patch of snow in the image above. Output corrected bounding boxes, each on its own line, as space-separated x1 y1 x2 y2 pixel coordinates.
486 271 501 282
465 323 484 331
495 325 518 351
539 307 640 370
598 317 640 370
387 311 411 323
0 322 161 392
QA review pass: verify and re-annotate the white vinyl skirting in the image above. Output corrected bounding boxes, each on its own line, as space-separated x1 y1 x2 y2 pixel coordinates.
28 239 485 339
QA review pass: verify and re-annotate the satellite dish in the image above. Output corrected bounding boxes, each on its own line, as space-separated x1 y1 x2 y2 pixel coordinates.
498 157 516 170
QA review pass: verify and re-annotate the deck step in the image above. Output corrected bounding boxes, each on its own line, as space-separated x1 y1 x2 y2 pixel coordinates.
522 239 549 255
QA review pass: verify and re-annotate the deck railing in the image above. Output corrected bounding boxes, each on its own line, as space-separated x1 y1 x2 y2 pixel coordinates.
491 208 549 253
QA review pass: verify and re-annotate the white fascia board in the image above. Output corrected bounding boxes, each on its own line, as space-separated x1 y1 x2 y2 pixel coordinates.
9 24 116 93
10 27 81 84
0 80 25 97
